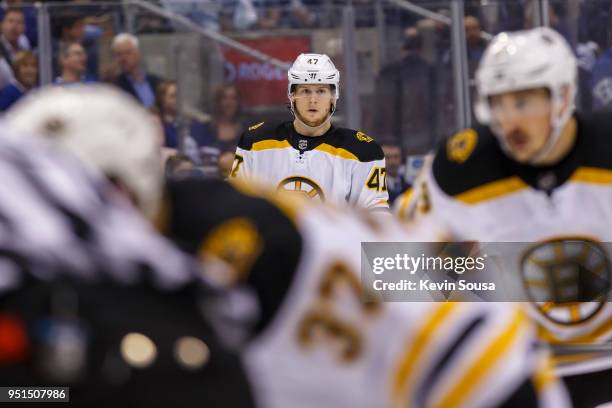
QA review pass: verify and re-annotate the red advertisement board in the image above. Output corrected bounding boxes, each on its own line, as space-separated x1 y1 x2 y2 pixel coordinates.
223 36 311 106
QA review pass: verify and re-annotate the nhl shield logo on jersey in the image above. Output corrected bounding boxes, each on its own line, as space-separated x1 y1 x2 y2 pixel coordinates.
277 176 326 201
447 128 478 163
298 139 308 150
355 131 373 143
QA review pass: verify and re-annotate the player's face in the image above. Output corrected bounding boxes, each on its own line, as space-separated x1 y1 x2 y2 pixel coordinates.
292 84 334 127
488 88 552 163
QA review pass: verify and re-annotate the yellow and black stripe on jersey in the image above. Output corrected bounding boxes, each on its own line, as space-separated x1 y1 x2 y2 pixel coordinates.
237 121 385 163
432 111 612 204
392 303 559 408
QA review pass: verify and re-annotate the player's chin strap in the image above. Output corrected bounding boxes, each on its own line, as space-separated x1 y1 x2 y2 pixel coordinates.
528 102 574 164
289 98 336 132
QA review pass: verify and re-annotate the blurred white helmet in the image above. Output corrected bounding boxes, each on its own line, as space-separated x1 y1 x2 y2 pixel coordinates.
4 84 162 219
287 53 340 102
474 27 577 163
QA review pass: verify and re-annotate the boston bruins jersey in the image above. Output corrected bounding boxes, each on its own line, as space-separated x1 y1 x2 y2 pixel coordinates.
0 135 254 407
232 121 389 210
395 111 612 378
165 178 569 408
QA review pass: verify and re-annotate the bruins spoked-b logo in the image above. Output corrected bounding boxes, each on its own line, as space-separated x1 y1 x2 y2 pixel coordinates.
277 176 325 202
520 237 611 325
447 128 477 163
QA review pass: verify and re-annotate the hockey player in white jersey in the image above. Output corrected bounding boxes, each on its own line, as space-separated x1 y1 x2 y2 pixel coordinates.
0 121 254 406
396 26 612 407
5 84 570 408
232 53 389 212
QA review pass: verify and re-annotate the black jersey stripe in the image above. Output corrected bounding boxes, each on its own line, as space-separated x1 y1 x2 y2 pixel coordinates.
414 314 486 408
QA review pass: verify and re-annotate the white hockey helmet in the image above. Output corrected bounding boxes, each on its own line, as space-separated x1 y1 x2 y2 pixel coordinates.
4 84 162 219
474 27 577 163
287 53 340 102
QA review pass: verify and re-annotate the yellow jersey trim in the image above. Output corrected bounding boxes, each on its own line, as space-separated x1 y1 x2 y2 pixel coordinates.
455 176 528 205
371 199 390 208
553 353 597 366
392 303 458 403
252 139 291 151
396 188 413 220
437 309 527 408
314 143 359 161
570 167 612 184
532 356 557 393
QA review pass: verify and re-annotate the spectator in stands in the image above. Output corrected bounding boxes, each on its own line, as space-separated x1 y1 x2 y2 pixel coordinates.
0 1 36 48
372 28 436 153
53 13 99 80
592 46 612 110
210 83 245 152
165 154 194 179
54 42 94 85
465 15 489 123
381 142 410 204
156 80 213 162
590 18 612 110
112 33 161 109
0 8 28 88
0 50 36 111
148 107 177 168
223 0 316 31
161 0 220 31
465 16 488 77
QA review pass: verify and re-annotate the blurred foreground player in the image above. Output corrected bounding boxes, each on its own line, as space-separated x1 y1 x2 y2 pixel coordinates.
5 84 569 408
0 89 253 407
396 27 612 408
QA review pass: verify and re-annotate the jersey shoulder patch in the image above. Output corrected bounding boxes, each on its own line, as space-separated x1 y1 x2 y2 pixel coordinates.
238 121 288 151
326 128 384 162
433 125 512 197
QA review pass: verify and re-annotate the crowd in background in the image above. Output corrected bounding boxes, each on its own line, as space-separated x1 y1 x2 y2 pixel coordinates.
0 0 610 194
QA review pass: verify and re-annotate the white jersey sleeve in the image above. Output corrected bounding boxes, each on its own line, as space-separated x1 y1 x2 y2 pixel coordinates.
232 144 253 181
350 157 390 210
394 155 455 240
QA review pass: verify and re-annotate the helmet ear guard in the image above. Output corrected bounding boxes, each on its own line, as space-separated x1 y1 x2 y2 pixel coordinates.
474 27 577 163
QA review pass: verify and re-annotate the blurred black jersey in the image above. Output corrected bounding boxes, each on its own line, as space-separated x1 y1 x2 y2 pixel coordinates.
164 178 303 341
